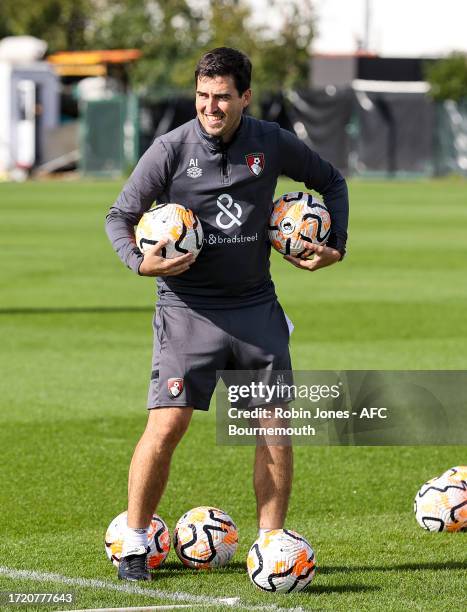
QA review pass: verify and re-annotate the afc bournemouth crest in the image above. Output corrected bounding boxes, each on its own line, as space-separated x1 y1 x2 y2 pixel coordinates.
245 152 265 177
168 378 184 398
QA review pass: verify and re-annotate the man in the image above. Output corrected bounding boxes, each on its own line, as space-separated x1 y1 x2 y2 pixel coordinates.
106 47 348 581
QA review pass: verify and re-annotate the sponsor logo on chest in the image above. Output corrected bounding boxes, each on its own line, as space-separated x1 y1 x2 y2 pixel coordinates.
202 192 258 246
215 193 243 229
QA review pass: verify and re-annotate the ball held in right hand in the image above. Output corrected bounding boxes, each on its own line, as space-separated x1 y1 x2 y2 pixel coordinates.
136 203 204 259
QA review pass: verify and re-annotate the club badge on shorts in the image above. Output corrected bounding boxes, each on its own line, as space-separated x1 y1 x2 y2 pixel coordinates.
245 152 265 177
168 378 184 398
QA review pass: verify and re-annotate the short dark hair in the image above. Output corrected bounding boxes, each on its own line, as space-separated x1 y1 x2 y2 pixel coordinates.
195 47 252 95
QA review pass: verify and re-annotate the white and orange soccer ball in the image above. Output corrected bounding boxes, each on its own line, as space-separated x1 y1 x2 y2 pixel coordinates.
414 466 467 532
135 203 203 259
268 192 331 256
173 506 238 569
104 511 171 569
247 529 316 593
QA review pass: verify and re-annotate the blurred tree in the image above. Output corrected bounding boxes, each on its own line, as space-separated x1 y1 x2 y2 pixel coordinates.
251 0 315 94
89 0 314 101
0 4 11 40
425 53 467 102
89 0 204 97
192 0 315 101
0 0 315 103
203 0 258 57
0 0 92 51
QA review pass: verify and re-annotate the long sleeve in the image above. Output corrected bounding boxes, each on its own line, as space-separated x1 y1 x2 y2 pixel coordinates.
105 139 171 273
278 128 349 256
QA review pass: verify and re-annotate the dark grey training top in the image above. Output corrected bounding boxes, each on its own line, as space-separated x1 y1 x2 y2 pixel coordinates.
106 116 349 308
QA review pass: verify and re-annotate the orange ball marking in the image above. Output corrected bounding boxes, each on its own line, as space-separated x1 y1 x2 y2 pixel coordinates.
292 549 315 577
224 527 238 545
180 208 195 229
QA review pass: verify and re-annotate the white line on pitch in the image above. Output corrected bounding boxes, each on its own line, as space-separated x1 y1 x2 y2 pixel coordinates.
0 566 295 611
58 607 199 611
58 607 201 611
59 608 304 612
0 567 237 607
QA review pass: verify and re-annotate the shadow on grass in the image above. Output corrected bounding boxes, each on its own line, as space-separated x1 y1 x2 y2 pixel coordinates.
151 563 381 595
150 559 466 595
0 307 154 315
151 560 247 576
155 559 467 577
303 584 380 595
319 560 467 574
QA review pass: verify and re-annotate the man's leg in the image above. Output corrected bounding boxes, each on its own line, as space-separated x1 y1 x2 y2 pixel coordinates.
118 407 193 580
253 408 293 529
228 301 294 530
127 406 193 529
254 444 293 529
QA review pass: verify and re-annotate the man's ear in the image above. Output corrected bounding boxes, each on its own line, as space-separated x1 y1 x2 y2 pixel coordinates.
242 88 252 108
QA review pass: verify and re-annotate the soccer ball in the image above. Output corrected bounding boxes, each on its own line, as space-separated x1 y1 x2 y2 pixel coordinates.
414 466 467 532
247 529 316 593
268 192 331 256
104 511 171 569
173 506 238 569
135 203 203 258
440 465 467 482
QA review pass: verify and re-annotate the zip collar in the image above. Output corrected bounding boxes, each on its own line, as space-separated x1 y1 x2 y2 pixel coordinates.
195 116 245 153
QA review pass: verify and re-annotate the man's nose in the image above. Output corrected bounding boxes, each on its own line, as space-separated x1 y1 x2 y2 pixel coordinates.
206 96 218 114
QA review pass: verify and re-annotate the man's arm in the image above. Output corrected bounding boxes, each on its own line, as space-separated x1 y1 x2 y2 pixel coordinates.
105 139 170 274
278 128 349 270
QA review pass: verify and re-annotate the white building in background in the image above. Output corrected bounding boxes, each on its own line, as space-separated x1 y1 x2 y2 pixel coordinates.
0 36 59 177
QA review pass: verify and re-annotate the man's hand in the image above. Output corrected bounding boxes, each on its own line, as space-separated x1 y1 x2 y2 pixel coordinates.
283 243 341 272
138 238 195 277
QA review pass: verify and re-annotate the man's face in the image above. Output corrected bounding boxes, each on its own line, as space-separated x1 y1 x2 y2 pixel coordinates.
196 75 251 142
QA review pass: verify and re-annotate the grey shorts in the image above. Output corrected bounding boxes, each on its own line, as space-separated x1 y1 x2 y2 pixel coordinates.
147 300 292 411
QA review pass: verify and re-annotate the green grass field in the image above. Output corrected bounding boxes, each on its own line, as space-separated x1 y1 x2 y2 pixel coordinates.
0 178 466 611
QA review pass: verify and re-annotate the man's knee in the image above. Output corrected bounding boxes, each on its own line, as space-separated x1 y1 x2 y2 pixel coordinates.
256 443 293 464
145 406 193 450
